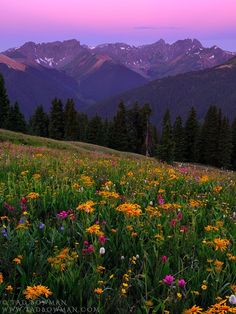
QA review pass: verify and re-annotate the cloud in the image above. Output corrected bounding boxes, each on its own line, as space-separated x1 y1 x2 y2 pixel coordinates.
134 26 182 30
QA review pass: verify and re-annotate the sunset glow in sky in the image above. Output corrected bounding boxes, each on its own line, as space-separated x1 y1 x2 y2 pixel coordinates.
1 0 236 51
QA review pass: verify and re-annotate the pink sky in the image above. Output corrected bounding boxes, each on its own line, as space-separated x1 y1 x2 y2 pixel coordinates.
1 0 236 50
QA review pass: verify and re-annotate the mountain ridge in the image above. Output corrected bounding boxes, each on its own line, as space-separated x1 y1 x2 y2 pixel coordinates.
0 38 235 117
86 55 236 126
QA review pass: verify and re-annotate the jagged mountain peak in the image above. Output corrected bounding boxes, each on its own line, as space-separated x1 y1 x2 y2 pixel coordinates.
1 38 235 118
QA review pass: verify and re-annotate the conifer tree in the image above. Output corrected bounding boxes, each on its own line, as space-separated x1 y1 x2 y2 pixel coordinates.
184 107 199 162
87 115 104 145
218 116 232 169
102 119 110 147
126 103 151 154
49 98 64 140
77 112 88 141
141 104 152 156
109 102 129 151
173 116 185 161
30 105 49 137
199 106 220 166
64 99 78 141
0 74 10 128
6 102 26 132
127 103 140 153
149 125 158 156
157 110 174 163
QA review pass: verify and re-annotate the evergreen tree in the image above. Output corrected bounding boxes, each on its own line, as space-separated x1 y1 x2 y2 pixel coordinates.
102 119 110 147
6 102 26 132
231 118 236 170
141 104 152 156
87 115 104 145
150 125 158 156
126 103 151 154
173 116 185 161
184 107 199 162
77 112 89 142
199 106 220 166
218 116 232 169
49 98 64 140
157 110 174 163
0 74 10 129
126 103 141 153
30 105 49 137
109 102 129 151
64 99 78 141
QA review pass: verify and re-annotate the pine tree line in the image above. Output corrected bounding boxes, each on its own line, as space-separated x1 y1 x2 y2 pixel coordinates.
158 106 236 170
29 99 157 155
0 75 27 132
1 73 236 169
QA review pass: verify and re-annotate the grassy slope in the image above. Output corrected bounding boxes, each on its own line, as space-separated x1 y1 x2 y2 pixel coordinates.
0 129 235 179
0 129 146 159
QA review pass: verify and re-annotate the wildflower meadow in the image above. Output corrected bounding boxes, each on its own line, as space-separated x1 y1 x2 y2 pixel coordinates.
0 139 235 313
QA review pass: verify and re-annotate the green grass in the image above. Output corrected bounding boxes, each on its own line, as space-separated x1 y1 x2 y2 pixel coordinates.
0 129 146 159
0 129 235 313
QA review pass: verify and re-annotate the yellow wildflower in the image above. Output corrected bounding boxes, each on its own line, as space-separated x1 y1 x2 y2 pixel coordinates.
200 175 209 183
177 292 182 300
230 285 236 293
5 285 13 293
145 300 154 307
94 288 103 295
80 175 94 187
21 171 29 176
214 186 222 193
96 265 105 273
0 272 3 284
23 285 52 300
86 224 104 236
214 260 224 272
32 173 41 180
205 225 219 232
116 203 142 217
184 305 203 313
27 192 39 200
98 191 120 199
77 200 96 213
13 255 23 264
189 199 202 207
205 299 231 314
213 238 230 251
227 253 236 261
72 183 80 190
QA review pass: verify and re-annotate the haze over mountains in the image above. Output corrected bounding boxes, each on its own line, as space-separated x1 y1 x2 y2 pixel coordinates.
0 38 235 119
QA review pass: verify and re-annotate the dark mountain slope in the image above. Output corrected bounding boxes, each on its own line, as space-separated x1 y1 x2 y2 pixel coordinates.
0 59 84 117
86 56 236 125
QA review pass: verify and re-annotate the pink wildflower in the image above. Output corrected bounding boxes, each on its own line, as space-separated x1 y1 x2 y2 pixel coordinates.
170 219 177 227
161 255 168 263
177 211 183 221
56 211 68 219
158 194 165 205
180 225 188 233
163 275 174 285
99 235 107 245
178 279 186 287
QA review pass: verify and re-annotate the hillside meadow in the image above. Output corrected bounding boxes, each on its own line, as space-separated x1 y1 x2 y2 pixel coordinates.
0 130 235 313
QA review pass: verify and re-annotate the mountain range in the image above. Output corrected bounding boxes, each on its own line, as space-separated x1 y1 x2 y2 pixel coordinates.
0 38 236 120
89 56 236 125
